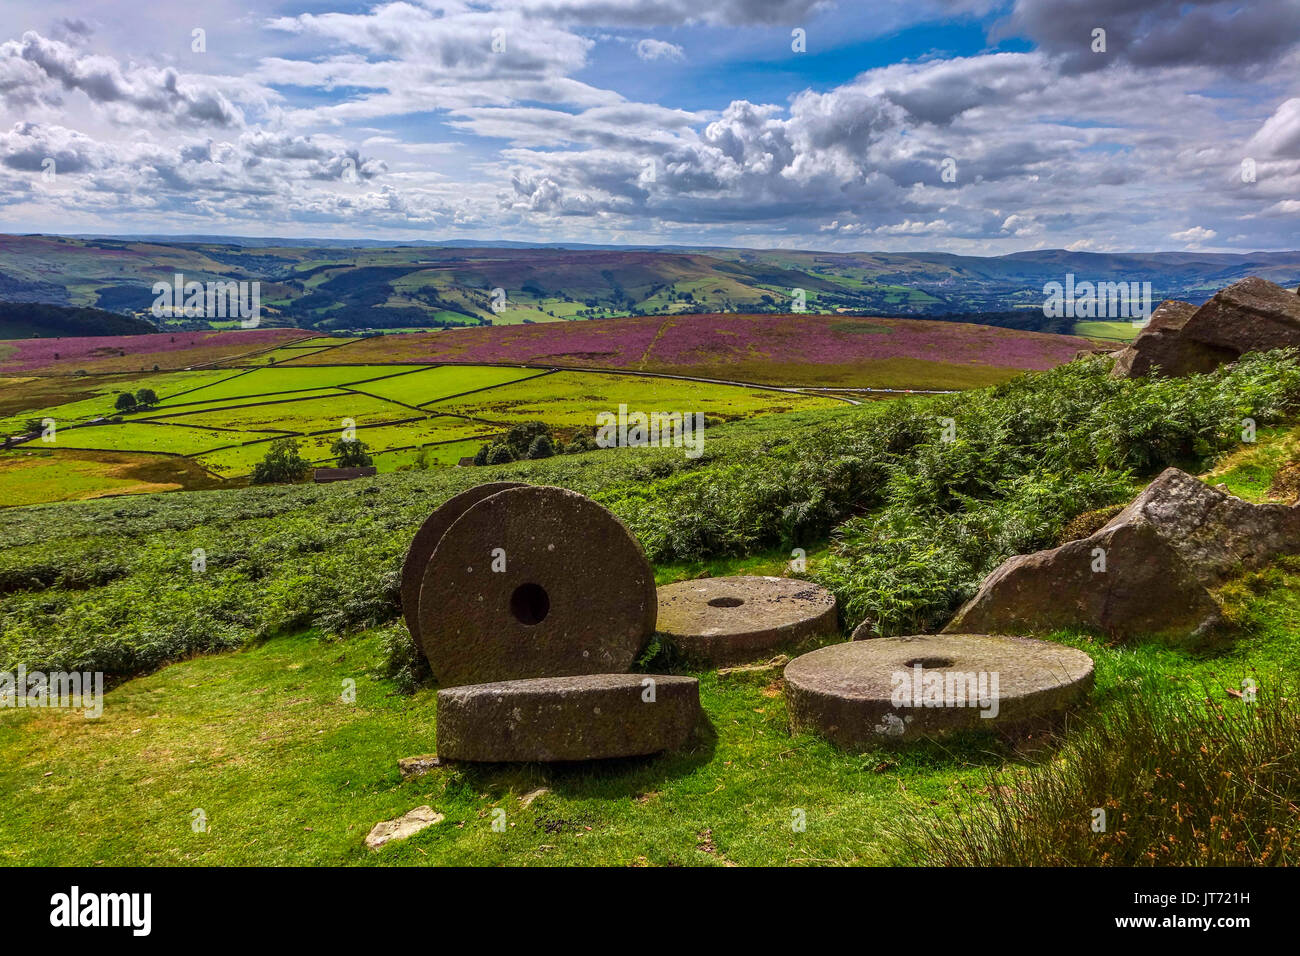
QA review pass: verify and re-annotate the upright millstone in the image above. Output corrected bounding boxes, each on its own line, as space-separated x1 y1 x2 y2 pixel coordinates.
655 575 837 666
436 673 700 762
783 633 1094 747
418 485 657 687
400 482 526 650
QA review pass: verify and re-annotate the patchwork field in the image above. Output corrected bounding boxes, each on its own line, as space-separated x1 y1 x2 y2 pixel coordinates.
0 354 841 500
279 313 1092 387
0 313 1096 504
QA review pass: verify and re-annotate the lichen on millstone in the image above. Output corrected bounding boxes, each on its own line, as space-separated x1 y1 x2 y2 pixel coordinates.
945 468 1300 641
417 485 657 687
435 673 700 762
399 481 525 651
655 575 837 665
783 634 1094 748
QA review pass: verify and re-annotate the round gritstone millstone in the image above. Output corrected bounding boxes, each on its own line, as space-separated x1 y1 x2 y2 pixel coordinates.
655 576 838 666
784 634 1094 747
436 674 700 762
418 485 657 687
399 482 526 648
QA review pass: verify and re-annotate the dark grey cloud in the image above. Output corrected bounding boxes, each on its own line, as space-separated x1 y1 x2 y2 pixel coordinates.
999 0 1300 72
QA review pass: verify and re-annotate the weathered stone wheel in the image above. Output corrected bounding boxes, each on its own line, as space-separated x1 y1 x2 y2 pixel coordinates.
784 633 1094 747
418 485 657 687
400 481 525 649
436 673 700 762
655 575 837 665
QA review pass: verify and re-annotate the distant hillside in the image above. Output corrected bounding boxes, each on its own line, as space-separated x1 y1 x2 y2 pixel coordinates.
3 234 1298 332
0 301 156 339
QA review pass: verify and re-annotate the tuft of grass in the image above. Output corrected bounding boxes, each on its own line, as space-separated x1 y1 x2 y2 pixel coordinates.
891 683 1300 865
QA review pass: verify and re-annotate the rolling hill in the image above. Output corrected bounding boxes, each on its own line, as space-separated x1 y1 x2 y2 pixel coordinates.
3 234 1298 335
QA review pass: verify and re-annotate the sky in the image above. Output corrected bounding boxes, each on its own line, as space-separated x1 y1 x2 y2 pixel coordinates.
0 0 1297 253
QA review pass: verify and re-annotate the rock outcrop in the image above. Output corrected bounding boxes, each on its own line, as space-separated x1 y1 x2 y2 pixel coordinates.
944 468 1300 641
1112 278 1300 378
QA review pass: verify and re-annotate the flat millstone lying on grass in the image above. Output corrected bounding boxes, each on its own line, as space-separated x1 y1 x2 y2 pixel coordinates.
783 634 1094 747
655 576 838 665
436 674 700 762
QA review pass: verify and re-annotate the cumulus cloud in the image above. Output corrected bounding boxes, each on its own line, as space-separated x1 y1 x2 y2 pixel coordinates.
1170 226 1217 243
1 0 1298 250
0 31 245 127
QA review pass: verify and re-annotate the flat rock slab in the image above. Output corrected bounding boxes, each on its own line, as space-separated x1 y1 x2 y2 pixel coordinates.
784 634 1094 747
365 805 444 850
436 674 700 762
400 482 525 649
418 486 657 687
656 576 838 665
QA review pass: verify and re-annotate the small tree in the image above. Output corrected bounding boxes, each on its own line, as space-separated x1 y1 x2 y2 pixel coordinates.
251 438 311 484
527 434 555 459
114 392 137 412
330 436 373 468
135 388 158 406
486 443 515 465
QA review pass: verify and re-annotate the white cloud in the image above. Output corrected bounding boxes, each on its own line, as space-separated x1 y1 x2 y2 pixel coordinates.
1170 226 1217 244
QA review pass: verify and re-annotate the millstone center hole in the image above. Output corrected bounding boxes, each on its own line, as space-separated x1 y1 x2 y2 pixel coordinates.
510 582 550 626
904 657 955 669
708 596 745 608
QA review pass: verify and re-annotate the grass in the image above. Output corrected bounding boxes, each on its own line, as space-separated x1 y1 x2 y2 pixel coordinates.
2 556 1295 866
3 353 1300 866
160 366 430 405
890 563 1300 865
0 368 238 433
1201 424 1300 501
48 420 285 456
148 392 414 435
5 364 827 489
0 448 223 506
1074 320 1143 343
350 365 546 406
425 370 836 427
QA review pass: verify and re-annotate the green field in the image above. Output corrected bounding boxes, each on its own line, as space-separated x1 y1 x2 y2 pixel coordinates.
1073 320 1143 342
53 421 284 456
426 371 836 427
0 368 239 433
4 361 831 486
156 366 429 406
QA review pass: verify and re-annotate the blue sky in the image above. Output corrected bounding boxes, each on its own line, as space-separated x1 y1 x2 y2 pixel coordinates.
0 0 1297 252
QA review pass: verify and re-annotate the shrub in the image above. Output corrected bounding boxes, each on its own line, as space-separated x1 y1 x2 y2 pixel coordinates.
527 434 555 459
330 436 374 468
250 438 311 485
114 392 137 412
486 443 515 465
